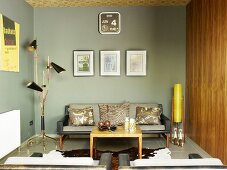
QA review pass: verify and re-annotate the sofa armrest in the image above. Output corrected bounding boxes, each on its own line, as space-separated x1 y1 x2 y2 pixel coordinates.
57 116 69 134
160 114 170 132
119 154 130 166
57 120 63 134
99 153 112 170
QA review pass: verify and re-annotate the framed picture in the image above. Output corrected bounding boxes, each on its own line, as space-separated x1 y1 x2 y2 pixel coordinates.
100 51 120 76
126 50 146 76
73 50 94 76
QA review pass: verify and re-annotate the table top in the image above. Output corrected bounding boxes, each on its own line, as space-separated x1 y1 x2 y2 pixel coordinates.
90 126 142 138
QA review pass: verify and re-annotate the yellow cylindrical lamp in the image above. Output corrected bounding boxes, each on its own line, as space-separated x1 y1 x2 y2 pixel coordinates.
173 84 182 122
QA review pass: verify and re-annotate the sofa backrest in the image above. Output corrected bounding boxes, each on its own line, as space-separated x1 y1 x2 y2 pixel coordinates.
65 103 163 124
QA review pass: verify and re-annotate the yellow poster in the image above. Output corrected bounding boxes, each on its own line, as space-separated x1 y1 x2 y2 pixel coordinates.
0 14 20 72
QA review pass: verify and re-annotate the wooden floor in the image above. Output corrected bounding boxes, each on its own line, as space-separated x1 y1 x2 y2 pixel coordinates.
0 136 212 164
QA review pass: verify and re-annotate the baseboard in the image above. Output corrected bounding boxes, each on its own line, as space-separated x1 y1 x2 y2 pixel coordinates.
186 137 212 158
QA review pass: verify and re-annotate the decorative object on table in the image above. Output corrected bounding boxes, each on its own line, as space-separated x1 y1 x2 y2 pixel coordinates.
97 121 109 131
97 121 105 127
124 117 129 131
97 120 116 131
109 125 117 131
26 44 66 150
73 50 94 76
98 125 108 131
178 129 184 147
99 12 121 35
129 118 136 132
98 120 110 127
100 50 120 76
170 83 185 145
104 120 111 127
126 50 146 76
0 13 20 72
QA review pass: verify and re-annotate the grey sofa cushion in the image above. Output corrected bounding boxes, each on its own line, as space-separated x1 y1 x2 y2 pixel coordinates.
63 125 165 132
63 125 94 132
138 125 165 131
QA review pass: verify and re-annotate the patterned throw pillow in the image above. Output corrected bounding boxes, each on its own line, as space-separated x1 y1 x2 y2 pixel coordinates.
68 107 94 126
136 106 162 125
99 103 130 126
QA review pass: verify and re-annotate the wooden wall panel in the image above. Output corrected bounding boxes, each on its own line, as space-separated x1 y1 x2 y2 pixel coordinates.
186 0 227 164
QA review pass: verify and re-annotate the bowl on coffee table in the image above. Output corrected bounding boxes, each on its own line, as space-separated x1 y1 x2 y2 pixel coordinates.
97 121 117 131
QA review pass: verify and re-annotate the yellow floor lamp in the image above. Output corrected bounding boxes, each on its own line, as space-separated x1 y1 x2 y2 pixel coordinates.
170 84 185 146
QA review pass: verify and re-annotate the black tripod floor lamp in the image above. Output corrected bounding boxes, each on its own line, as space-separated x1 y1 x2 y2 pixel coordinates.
26 40 66 150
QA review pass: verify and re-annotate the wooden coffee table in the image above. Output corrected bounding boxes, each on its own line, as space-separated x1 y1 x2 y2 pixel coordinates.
90 126 142 159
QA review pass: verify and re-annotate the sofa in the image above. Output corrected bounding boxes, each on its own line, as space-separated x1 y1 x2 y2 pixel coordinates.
1 152 112 170
57 103 170 150
118 153 225 169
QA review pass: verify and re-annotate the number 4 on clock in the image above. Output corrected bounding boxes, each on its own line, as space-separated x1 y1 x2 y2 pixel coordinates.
111 20 117 26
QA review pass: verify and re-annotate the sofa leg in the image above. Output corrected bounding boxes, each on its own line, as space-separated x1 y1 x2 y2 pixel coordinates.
166 134 169 148
59 135 63 150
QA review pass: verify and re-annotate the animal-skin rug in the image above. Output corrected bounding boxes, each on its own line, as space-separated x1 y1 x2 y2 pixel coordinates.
59 147 165 170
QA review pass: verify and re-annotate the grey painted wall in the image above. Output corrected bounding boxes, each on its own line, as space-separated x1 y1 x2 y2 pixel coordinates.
34 6 186 134
0 0 34 141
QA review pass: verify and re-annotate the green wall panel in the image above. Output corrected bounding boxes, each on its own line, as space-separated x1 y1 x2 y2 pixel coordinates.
0 0 34 142
34 6 186 134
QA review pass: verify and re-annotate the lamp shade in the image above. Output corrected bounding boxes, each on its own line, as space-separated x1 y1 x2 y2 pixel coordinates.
26 81 43 92
51 62 66 73
27 40 37 52
173 84 182 122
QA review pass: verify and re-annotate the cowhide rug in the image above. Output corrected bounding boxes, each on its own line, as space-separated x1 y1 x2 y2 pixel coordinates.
59 147 165 170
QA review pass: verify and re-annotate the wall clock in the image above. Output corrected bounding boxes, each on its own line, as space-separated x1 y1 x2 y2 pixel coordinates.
99 12 121 34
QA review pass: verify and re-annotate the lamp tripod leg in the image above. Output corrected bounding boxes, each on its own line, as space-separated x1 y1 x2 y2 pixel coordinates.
27 115 57 150
27 133 43 147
